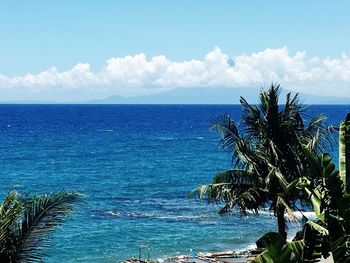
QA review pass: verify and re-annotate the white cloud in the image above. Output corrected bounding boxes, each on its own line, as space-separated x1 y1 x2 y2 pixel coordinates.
1 47 350 101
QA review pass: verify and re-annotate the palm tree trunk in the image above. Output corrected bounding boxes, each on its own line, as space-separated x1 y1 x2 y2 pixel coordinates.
277 206 287 241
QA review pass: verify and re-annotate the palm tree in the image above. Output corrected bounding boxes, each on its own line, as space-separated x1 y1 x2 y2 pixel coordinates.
192 84 330 240
0 190 80 262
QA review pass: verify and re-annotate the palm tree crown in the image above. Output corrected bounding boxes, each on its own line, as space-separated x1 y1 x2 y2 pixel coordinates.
192 84 330 240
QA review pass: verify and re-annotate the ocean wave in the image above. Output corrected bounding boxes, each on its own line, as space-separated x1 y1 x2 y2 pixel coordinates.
97 129 114 132
254 210 316 220
157 137 178 141
156 136 205 141
105 211 120 216
104 210 214 222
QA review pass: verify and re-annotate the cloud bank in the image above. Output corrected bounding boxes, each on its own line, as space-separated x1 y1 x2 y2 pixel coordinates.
1 47 350 101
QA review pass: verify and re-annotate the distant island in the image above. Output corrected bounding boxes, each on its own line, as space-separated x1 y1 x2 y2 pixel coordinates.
1 87 350 104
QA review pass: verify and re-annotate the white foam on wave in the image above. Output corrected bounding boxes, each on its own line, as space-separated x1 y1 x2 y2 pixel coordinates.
98 129 114 132
293 211 316 220
105 210 120 216
157 137 178 140
252 210 316 220
156 214 209 221
105 210 210 220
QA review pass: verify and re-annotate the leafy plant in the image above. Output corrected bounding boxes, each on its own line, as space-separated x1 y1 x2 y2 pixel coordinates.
191 84 329 240
291 114 350 262
300 150 350 262
249 232 304 263
339 113 350 190
0 190 80 263
251 113 350 263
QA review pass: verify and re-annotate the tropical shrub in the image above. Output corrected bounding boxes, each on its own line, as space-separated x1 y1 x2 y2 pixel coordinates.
249 232 304 263
299 114 350 262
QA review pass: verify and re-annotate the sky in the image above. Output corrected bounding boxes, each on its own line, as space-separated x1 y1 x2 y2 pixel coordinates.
1 1 350 102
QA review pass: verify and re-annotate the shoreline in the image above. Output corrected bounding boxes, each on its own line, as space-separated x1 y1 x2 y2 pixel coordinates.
125 247 255 263
124 248 334 263
124 226 314 263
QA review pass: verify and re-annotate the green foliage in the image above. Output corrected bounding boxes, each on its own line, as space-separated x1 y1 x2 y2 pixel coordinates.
191 84 329 239
301 145 350 262
301 221 329 262
190 169 266 214
339 113 350 191
250 232 304 263
251 220 329 263
0 190 80 263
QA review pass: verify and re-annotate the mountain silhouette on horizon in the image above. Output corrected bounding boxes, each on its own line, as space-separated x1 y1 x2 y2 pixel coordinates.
86 87 350 105
1 87 349 104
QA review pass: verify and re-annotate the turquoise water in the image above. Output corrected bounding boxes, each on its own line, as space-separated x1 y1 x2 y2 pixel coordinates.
0 104 348 262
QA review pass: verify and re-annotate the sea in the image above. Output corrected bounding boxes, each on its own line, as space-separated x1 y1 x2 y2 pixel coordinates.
0 104 348 262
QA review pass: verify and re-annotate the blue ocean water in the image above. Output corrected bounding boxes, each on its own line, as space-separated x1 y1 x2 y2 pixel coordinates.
0 104 349 262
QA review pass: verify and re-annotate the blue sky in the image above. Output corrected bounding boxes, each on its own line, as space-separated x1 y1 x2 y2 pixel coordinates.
0 1 350 101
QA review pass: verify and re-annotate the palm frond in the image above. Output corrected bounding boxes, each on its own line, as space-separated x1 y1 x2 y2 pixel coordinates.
261 85 280 131
190 169 257 201
216 187 266 215
305 115 327 135
0 191 23 259
304 114 332 152
239 96 262 138
232 188 266 215
190 169 265 215
210 114 243 163
16 191 80 262
276 196 297 223
212 169 258 185
265 168 288 192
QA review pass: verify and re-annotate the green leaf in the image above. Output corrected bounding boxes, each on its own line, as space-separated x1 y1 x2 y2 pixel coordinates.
304 188 324 222
307 221 329 236
252 233 304 263
339 113 350 192
16 191 81 262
